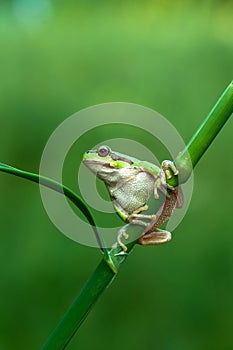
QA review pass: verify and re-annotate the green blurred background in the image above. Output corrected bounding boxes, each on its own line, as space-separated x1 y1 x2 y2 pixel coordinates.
0 1 233 349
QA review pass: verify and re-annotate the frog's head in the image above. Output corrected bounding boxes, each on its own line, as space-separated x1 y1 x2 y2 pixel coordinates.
83 145 133 180
83 146 113 174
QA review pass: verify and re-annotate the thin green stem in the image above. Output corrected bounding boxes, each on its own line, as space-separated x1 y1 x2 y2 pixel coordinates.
0 163 96 226
0 163 116 272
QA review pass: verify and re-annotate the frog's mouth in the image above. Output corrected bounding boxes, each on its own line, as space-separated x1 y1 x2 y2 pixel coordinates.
83 159 111 166
83 159 112 174
83 159 122 184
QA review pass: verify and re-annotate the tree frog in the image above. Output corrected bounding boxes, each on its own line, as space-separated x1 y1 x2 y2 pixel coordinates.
83 146 183 252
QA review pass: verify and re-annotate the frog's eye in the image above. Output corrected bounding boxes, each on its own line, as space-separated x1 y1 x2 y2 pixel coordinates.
98 146 110 157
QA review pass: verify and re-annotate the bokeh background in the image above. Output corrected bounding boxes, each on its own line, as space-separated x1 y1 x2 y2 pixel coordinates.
0 1 233 349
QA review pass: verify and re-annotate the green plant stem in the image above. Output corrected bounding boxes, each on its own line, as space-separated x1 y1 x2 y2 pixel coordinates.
41 244 134 350
42 259 115 350
0 164 96 226
168 80 233 187
41 81 233 349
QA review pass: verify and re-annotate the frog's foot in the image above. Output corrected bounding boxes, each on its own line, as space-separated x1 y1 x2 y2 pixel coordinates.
161 160 179 180
116 220 148 252
137 228 172 246
116 225 130 252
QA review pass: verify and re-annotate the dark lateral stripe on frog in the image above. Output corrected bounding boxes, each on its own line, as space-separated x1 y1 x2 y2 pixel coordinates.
109 152 133 165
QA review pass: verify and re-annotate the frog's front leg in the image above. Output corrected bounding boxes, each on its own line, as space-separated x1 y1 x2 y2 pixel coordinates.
113 200 156 223
112 200 154 252
162 160 179 179
154 160 179 199
137 228 172 245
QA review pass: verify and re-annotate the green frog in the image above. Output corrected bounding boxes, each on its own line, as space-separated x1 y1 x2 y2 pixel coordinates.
83 145 183 252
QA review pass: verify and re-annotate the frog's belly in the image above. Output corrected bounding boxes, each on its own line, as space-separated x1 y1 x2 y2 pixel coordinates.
111 172 155 214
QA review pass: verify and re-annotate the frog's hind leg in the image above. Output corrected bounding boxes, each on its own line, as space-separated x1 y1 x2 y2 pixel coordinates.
137 229 172 245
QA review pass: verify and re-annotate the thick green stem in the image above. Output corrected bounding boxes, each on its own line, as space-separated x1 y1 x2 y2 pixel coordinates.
168 80 233 186
42 259 115 350
184 81 233 169
41 244 134 350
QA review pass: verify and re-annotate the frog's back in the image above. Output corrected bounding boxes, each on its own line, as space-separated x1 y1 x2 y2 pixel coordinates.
135 160 161 178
